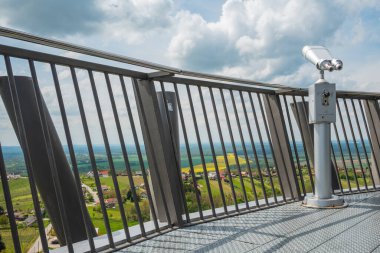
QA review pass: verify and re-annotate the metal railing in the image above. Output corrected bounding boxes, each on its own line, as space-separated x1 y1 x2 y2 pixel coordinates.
0 28 379 253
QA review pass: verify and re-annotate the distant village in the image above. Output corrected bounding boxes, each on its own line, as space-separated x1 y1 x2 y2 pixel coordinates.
83 169 147 209
6 173 22 180
2 173 37 226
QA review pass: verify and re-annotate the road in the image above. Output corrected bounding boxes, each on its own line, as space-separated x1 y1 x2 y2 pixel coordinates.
27 223 53 253
27 183 98 252
82 183 99 205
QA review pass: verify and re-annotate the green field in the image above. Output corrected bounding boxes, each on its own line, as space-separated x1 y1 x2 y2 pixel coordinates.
182 153 248 174
81 175 145 195
0 178 46 253
82 175 150 235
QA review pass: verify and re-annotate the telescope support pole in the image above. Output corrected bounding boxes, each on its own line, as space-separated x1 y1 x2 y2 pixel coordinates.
302 78 346 208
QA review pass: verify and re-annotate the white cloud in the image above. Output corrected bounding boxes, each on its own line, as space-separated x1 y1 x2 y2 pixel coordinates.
1 0 380 146
0 17 9 27
168 10 236 71
2 0 379 90
167 0 350 83
96 0 174 44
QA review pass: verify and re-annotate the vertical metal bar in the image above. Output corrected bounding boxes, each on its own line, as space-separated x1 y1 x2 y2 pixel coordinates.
258 94 287 202
283 96 306 195
1 72 94 246
248 92 277 203
3 56 49 252
239 91 268 206
220 88 249 209
172 83 203 219
263 94 295 201
132 78 173 226
70 67 115 247
331 142 344 194
300 96 315 162
209 87 239 211
0 144 22 253
343 98 368 190
333 121 352 192
149 86 184 225
159 82 190 222
198 86 228 214
50 64 96 250
30 62 74 251
120 76 159 232
355 100 379 189
230 90 259 207
292 96 314 193
290 101 314 166
351 99 375 189
239 91 269 206
337 99 361 191
89 71 132 240
361 99 380 186
186 84 216 216
29 62 78 252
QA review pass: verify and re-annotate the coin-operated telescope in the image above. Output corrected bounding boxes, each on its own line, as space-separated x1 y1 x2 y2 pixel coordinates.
301 46 346 209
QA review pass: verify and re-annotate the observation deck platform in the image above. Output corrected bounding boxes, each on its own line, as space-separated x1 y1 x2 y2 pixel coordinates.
121 192 380 253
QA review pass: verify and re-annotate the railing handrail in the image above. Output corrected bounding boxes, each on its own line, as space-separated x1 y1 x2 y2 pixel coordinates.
277 88 380 100
1 39 380 100
0 44 276 94
0 26 290 90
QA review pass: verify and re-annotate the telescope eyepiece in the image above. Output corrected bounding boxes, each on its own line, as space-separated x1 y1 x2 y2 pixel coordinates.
302 45 343 73
331 59 343 71
318 60 334 72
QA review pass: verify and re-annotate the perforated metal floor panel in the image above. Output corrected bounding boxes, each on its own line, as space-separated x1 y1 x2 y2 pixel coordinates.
119 192 380 253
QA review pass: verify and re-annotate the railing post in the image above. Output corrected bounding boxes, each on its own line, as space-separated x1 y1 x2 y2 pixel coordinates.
263 94 301 200
290 101 340 190
363 100 380 186
133 79 184 226
0 76 96 244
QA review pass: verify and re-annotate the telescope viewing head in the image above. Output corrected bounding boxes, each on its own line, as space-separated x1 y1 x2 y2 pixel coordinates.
302 45 343 72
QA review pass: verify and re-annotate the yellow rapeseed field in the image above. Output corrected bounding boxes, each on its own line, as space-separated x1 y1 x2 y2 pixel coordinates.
181 153 248 173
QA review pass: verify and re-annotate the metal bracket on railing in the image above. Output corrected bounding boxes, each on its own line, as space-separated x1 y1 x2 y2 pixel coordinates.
263 94 302 201
147 71 175 79
363 100 380 186
133 78 184 226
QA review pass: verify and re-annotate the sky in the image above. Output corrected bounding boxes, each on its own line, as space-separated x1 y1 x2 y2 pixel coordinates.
0 0 380 146
1 0 380 87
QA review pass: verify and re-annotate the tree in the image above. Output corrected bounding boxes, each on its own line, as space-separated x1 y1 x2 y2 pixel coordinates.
0 234 5 252
126 189 133 202
87 194 94 203
0 215 8 225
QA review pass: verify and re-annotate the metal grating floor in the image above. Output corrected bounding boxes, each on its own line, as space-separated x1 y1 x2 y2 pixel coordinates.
119 192 380 253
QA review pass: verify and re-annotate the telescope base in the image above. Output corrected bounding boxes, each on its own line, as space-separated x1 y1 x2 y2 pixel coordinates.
302 194 347 209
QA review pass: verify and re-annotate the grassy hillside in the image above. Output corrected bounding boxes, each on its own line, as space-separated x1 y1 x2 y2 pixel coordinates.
182 153 249 173
0 178 44 253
